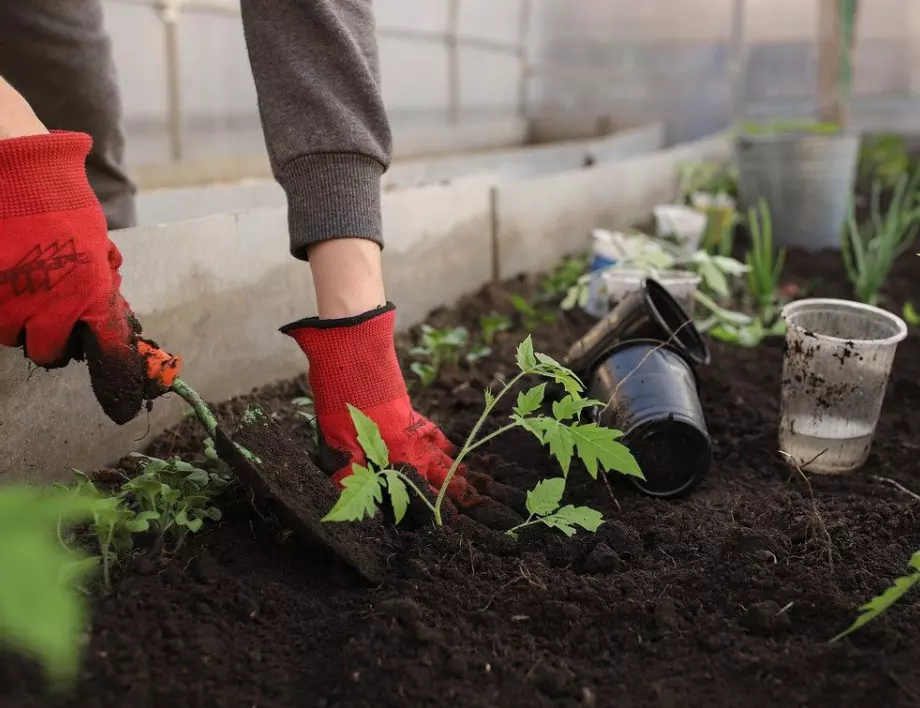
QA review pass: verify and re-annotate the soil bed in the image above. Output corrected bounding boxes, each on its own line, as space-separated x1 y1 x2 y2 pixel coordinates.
3 247 920 708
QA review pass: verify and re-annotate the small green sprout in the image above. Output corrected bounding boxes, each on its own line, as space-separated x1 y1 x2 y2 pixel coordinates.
831 550 920 642
479 312 511 346
324 336 642 528
539 255 588 299
506 477 603 538
510 294 556 331
409 324 469 386
903 302 920 327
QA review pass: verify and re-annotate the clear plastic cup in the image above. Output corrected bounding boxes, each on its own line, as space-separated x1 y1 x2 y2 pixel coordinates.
778 298 908 474
603 268 701 315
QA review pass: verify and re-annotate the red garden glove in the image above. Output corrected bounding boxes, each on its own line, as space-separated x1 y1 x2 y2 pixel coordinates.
0 131 180 423
281 303 525 530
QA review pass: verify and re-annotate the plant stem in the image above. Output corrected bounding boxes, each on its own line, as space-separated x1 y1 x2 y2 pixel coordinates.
505 514 537 537
433 371 526 525
464 423 520 455
170 378 217 438
391 470 438 516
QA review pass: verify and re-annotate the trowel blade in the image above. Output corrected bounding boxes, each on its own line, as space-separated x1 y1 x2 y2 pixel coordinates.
213 418 387 585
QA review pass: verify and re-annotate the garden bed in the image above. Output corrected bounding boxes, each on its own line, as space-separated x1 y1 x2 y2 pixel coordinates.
3 246 920 708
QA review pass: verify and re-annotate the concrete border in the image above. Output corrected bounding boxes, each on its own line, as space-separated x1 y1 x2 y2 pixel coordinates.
136 123 664 226
1 132 730 485
494 133 732 279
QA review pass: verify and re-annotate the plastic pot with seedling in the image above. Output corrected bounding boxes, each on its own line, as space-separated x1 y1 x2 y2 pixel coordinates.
778 298 907 474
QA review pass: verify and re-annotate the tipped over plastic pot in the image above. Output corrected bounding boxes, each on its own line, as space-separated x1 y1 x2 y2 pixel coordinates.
588 340 711 497
778 298 908 474
564 277 711 378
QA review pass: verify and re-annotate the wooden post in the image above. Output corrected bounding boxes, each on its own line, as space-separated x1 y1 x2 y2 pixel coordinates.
816 0 859 126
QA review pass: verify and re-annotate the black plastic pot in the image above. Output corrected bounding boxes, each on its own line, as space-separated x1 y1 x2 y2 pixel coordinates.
588 339 711 498
565 278 710 379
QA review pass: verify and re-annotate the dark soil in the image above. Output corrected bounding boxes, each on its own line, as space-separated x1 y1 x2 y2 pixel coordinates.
3 247 920 708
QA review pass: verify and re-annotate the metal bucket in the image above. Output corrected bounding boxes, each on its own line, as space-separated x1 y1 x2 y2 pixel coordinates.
735 131 860 251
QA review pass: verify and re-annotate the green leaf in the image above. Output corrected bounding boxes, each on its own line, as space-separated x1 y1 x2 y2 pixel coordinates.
530 420 641 479
0 487 97 685
526 478 565 516
533 353 583 396
484 388 496 407
552 395 601 421
514 384 546 417
516 336 537 372
540 505 604 537
124 510 160 533
347 404 389 469
382 471 410 525
903 301 920 326
831 551 920 641
322 465 384 522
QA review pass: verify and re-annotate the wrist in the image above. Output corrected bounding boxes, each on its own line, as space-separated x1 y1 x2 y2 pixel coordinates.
0 132 98 219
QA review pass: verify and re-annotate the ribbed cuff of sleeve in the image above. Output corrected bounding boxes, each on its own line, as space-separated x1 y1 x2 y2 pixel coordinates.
280 152 385 260
0 131 95 219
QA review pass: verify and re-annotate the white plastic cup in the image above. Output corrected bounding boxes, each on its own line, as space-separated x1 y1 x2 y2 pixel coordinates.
778 298 908 474
653 205 708 252
584 229 628 317
603 268 701 315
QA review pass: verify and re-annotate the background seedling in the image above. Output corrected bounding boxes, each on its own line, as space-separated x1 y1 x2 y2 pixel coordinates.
843 170 920 305
291 396 315 424
903 302 920 327
479 312 511 346
505 477 603 538
831 550 920 641
510 294 556 331
539 254 588 300
0 487 97 687
324 336 642 527
858 134 911 190
744 198 786 324
409 324 469 386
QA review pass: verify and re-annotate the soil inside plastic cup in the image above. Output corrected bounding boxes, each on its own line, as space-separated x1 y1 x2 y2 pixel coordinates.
588 340 711 498
778 298 908 474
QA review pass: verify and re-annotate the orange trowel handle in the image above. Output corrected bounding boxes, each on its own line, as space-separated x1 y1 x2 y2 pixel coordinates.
137 339 183 392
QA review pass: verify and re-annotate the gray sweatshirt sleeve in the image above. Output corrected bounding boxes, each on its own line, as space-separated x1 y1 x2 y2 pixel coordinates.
239 0 392 260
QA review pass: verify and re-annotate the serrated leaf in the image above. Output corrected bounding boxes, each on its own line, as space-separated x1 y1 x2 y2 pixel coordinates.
516 336 537 372
530 420 640 479
568 423 641 479
533 353 583 395
514 384 546 417
552 395 601 421
484 388 496 407
541 505 604 536
383 471 410 525
347 405 389 469
832 551 920 641
322 465 383 522
528 418 575 475
526 478 565 516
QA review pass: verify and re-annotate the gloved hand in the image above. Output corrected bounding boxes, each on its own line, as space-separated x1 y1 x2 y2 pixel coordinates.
0 131 180 423
281 303 526 530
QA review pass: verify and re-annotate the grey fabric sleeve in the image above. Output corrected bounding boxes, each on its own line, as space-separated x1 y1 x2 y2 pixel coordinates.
239 0 393 260
0 0 136 230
